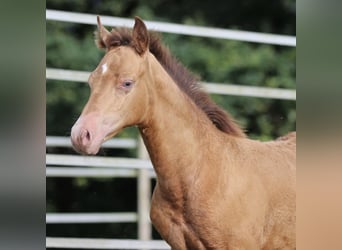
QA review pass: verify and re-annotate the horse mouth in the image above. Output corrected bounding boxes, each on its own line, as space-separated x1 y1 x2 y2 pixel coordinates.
73 129 121 155
70 134 102 155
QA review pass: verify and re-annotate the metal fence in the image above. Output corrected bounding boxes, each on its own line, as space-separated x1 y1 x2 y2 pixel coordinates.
46 237 170 249
46 136 155 246
46 9 296 46
47 68 296 100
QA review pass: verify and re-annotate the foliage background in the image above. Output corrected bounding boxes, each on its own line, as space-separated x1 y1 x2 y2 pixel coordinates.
46 0 295 241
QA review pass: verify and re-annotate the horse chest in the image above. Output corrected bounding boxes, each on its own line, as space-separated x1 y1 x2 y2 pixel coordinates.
151 186 223 249
151 207 209 250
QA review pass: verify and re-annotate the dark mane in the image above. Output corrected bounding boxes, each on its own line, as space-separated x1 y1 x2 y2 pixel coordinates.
96 28 245 137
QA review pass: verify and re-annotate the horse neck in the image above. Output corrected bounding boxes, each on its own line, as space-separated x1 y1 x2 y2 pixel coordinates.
138 54 222 192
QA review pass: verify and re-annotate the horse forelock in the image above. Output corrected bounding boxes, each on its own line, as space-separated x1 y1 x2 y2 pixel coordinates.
95 28 245 137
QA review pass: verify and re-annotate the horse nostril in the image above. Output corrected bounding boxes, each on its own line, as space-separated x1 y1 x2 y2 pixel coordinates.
85 130 91 141
80 128 91 145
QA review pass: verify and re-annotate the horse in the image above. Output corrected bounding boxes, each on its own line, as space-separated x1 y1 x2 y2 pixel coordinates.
71 16 296 250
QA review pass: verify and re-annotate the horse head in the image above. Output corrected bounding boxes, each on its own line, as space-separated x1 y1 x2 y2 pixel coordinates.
71 17 151 155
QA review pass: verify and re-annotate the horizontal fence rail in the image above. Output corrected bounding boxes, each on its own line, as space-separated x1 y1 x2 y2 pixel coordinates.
47 167 147 178
204 82 296 100
46 212 137 224
46 166 156 178
46 237 170 249
47 136 137 149
46 68 296 100
46 154 153 169
46 9 296 46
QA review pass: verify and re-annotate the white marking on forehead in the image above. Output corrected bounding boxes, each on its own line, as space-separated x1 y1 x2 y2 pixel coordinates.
101 63 108 74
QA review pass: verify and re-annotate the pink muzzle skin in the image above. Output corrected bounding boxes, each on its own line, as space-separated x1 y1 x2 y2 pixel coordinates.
71 113 110 155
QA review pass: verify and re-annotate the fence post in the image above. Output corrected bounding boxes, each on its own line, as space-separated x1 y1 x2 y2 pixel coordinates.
137 136 151 241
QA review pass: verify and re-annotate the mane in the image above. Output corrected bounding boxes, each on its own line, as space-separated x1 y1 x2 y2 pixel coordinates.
95 28 245 137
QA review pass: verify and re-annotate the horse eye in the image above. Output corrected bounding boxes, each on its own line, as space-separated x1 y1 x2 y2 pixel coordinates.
124 82 132 87
122 81 134 89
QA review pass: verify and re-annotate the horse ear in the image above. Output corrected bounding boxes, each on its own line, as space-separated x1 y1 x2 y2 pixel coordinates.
132 16 149 55
95 16 111 49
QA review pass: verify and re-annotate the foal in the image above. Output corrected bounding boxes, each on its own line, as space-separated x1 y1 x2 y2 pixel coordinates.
71 16 296 249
